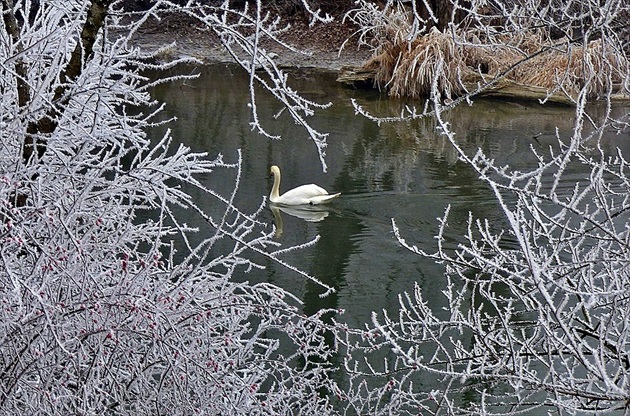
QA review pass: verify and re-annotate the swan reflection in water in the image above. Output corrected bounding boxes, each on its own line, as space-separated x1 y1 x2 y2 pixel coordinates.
270 204 331 238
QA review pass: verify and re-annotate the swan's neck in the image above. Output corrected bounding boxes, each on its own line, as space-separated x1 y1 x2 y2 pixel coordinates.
270 170 281 201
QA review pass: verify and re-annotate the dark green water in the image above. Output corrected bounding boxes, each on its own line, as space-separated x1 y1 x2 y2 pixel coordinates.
147 63 628 330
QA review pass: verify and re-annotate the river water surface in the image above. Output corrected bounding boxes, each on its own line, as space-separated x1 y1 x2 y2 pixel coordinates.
147 63 628 360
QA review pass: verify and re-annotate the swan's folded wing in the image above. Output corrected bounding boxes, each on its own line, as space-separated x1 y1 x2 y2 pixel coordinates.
274 185 339 205
308 193 341 205
281 184 328 198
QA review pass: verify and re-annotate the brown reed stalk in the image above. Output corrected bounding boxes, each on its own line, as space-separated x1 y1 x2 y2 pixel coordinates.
359 12 629 101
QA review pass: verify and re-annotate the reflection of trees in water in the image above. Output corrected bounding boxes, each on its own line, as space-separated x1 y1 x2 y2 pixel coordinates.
344 96 593 193
150 65 253 154
345 121 426 193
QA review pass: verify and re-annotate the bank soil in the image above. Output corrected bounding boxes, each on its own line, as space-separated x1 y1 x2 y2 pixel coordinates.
132 10 629 105
132 11 372 71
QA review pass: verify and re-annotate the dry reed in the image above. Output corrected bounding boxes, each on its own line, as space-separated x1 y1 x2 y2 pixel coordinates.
364 27 471 99
359 11 629 101
515 39 629 98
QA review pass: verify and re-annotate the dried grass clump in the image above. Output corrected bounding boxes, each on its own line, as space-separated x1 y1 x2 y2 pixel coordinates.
364 27 470 99
464 34 630 99
357 10 629 101
460 31 548 76
516 39 629 98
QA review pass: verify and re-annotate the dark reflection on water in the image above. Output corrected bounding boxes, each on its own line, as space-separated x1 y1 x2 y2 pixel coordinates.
146 63 628 381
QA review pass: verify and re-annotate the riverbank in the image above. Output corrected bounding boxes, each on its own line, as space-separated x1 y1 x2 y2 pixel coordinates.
131 11 372 71
131 10 629 105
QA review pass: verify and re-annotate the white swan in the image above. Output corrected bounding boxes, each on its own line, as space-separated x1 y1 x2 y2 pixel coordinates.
269 165 340 206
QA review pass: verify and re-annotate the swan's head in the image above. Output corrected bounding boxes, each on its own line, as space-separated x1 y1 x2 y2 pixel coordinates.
270 165 280 177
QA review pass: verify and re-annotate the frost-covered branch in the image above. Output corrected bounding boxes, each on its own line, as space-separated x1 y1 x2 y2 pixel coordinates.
344 0 629 115
338 2 629 414
0 2 342 414
150 0 334 171
339 56 629 416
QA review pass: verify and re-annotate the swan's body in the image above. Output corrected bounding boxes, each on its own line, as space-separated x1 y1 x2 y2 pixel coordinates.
269 165 340 206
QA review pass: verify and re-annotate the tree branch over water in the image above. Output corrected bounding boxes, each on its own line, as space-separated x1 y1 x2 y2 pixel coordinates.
0 1 343 414
0 1 628 415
